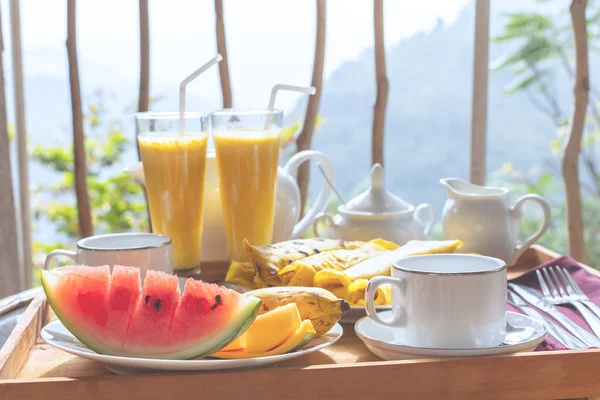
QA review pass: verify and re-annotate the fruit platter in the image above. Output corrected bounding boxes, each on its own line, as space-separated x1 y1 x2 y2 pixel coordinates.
37 237 462 371
39 262 345 371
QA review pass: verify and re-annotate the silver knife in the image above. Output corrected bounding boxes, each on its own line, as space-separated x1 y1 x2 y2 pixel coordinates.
507 289 587 349
509 283 600 348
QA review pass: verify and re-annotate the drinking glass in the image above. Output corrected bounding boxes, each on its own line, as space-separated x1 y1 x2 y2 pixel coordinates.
209 109 283 261
135 111 207 276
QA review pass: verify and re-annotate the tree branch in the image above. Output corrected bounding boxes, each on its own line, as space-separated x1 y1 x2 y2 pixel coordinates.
297 0 326 213
372 0 388 166
562 0 588 261
137 0 152 232
66 0 93 238
469 0 490 185
0 4 23 295
215 0 232 108
138 0 150 114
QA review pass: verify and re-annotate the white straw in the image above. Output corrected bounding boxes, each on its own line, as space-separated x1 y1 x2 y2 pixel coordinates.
178 54 223 134
264 84 316 129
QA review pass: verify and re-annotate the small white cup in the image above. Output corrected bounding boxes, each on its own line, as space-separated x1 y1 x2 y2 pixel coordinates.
365 253 507 349
44 233 173 279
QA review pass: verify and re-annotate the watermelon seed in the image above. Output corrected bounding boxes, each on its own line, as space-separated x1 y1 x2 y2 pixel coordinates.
154 299 162 311
144 295 150 305
210 295 223 311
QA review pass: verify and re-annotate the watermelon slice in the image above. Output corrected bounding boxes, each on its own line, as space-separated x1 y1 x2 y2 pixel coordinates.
41 265 261 359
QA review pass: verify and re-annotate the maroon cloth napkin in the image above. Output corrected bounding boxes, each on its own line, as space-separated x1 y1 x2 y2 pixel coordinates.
508 255 600 351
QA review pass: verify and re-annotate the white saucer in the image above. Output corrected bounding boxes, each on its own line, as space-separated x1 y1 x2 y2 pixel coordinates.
341 305 391 324
355 311 547 360
41 319 343 374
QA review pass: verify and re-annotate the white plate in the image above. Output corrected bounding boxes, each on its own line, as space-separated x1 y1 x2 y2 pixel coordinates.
341 305 391 324
41 320 343 374
355 311 547 359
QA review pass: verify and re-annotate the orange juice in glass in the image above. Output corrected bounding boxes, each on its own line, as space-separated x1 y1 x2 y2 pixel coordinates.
135 112 207 275
210 109 282 261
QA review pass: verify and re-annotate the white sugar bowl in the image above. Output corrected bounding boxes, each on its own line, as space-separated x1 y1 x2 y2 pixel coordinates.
312 163 435 245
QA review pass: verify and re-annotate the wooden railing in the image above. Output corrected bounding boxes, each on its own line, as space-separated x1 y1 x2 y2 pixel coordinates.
0 4 21 297
0 0 590 297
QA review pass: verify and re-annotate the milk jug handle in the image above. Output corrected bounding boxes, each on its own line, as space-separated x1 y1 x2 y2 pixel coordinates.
510 194 551 265
283 151 333 239
414 203 435 236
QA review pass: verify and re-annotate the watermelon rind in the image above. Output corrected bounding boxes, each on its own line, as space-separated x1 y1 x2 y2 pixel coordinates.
291 330 317 352
42 270 263 360
41 270 119 356
168 296 262 360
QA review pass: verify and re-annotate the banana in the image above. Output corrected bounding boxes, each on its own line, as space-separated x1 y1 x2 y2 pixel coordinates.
245 286 350 336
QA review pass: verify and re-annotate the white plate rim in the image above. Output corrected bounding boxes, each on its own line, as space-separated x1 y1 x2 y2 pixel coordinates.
41 319 343 371
341 305 391 324
354 311 547 357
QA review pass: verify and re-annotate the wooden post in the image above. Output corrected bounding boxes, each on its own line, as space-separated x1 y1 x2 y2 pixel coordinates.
215 0 232 108
138 0 150 114
563 0 588 261
297 0 326 213
66 0 93 238
0 5 23 297
137 0 152 232
9 0 31 288
372 0 388 167
469 0 490 185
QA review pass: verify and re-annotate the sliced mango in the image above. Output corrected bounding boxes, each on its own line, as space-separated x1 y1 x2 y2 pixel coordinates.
220 303 302 353
221 335 244 352
211 320 316 359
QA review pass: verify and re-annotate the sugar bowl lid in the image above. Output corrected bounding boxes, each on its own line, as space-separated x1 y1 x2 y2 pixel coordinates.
341 163 412 214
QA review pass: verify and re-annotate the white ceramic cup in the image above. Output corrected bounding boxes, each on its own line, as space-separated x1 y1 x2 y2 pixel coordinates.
43 233 173 279
365 254 507 349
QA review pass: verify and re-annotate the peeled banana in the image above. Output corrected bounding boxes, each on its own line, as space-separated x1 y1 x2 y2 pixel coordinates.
245 286 350 336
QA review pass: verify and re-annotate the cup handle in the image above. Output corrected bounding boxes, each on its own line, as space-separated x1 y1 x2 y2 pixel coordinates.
414 203 435 236
44 249 78 270
510 194 551 265
365 276 407 328
312 212 335 238
283 150 334 239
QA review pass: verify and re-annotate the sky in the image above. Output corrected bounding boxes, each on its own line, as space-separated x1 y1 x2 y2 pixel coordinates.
1 0 471 111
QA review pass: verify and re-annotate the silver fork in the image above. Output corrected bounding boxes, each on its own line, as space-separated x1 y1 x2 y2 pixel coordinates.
558 267 600 320
537 267 600 338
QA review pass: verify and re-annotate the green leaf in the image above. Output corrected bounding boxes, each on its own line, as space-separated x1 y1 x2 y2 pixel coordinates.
505 71 548 93
549 139 562 155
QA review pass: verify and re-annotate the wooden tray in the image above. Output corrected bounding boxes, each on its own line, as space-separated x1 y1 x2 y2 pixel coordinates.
1 245 599 400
